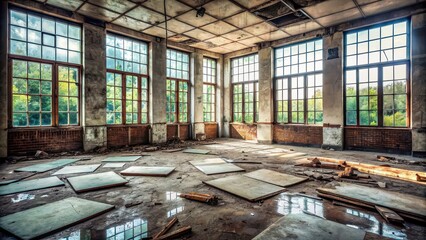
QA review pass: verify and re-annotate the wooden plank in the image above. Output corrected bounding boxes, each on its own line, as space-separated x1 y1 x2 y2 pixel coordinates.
52 164 101 175
67 171 128 193
101 156 141 162
317 182 426 220
156 226 192 240
153 217 178 239
203 175 285 202
182 149 210 154
375 205 404 223
0 197 114 240
14 159 80 172
0 176 64 196
244 169 308 187
253 213 366 240
309 157 426 184
194 163 245 175
120 166 175 176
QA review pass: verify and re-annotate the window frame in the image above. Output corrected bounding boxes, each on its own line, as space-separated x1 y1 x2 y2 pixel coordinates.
231 53 259 124
203 57 217 123
273 38 324 125
343 18 411 128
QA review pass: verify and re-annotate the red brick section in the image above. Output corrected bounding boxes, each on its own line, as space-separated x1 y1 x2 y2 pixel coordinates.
179 124 190 140
107 125 149 148
205 123 218 139
8 127 83 155
345 127 411 153
167 125 178 140
273 124 323 146
230 124 257 140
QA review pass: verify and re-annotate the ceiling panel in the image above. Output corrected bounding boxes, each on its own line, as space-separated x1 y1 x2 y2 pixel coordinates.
316 7 362 27
243 22 277 36
222 30 253 41
126 6 169 25
361 0 422 16
203 0 244 19
143 26 176 38
224 11 263 28
303 0 356 18
158 19 195 33
222 42 248 51
184 28 216 41
112 16 152 31
176 11 218 27
189 41 215 49
142 0 192 17
356 0 381 5
201 21 237 35
238 36 263 46
205 36 233 46
78 3 120 22
88 0 136 14
208 46 233 54
258 30 289 41
281 21 322 35
46 0 84 11
168 35 191 42
178 0 207 8
233 0 275 9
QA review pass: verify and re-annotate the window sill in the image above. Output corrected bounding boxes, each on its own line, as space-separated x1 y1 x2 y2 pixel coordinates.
344 126 411 130
274 123 323 127
8 126 82 132
106 124 150 127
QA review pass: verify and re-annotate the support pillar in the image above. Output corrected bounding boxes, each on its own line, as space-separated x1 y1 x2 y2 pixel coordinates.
257 47 273 144
193 51 205 140
0 1 8 157
222 57 231 137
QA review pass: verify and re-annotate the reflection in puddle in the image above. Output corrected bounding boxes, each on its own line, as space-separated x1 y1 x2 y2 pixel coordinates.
166 191 181 201
276 193 323 217
167 206 184 218
11 193 35 203
106 218 148 240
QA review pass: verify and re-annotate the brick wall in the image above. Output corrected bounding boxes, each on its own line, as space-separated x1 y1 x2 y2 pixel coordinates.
230 124 257 140
8 127 83 155
273 124 323 147
167 124 190 140
205 123 218 139
107 125 149 148
179 124 190 140
167 125 178 140
345 127 412 153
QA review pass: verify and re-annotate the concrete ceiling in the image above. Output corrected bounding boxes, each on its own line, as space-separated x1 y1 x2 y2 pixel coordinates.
35 0 425 54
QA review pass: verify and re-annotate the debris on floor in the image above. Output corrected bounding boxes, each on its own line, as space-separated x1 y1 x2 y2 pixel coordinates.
67 171 128 193
244 169 308 187
190 158 245 175
0 176 65 196
120 166 175 176
182 149 211 155
163 148 184 153
179 192 219 205
375 205 405 224
101 156 141 162
153 217 192 240
14 158 81 173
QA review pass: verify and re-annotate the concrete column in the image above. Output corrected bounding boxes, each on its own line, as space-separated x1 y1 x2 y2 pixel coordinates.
0 1 8 157
411 13 426 157
149 40 167 143
257 47 273 144
222 57 231 137
216 56 224 137
193 51 205 139
322 32 344 150
83 23 107 151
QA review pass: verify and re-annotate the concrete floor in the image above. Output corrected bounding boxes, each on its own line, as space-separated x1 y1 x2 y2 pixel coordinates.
0 139 425 240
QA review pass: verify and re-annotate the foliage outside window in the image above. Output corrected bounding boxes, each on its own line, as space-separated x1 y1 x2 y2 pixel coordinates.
203 58 216 122
106 34 149 125
274 39 323 124
344 20 409 127
231 54 259 123
166 49 190 123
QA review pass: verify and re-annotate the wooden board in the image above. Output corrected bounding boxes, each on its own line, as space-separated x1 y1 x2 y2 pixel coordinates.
0 197 114 240
67 171 128 193
194 163 245 175
14 159 80 172
102 163 126 168
101 156 141 162
244 169 308 187
189 158 226 166
120 166 175 176
317 182 426 219
182 149 210 154
52 164 101 175
0 176 64 196
253 213 365 240
375 205 404 223
203 175 285 201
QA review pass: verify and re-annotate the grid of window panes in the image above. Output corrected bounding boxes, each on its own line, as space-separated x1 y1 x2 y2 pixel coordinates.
12 60 53 127
106 72 123 124
178 81 189 122
275 39 323 77
141 77 148 123
167 49 189 80
306 74 323 124
106 34 148 74
383 64 408 127
166 80 177 123
9 9 82 64
345 21 408 67
58 66 79 125
125 75 139 124
275 78 289 123
105 218 148 240
290 76 305 124
203 58 216 122
231 54 259 123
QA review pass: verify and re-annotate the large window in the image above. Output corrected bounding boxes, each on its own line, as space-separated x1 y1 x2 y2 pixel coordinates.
9 9 82 127
274 39 323 124
166 49 190 123
203 58 216 122
106 34 149 124
231 54 259 123
344 20 409 127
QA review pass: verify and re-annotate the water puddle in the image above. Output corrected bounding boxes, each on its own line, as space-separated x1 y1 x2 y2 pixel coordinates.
165 191 181 201
167 206 185 218
11 193 35 203
105 218 148 240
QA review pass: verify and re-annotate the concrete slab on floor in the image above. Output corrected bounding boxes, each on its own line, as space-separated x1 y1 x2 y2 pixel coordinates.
244 169 308 187
102 163 126 168
52 164 101 175
101 156 141 162
182 149 210 154
0 197 114 240
67 171 128 193
189 158 226 166
0 176 64 196
194 163 245 175
14 159 80 173
120 166 175 176
253 213 366 240
203 175 286 201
